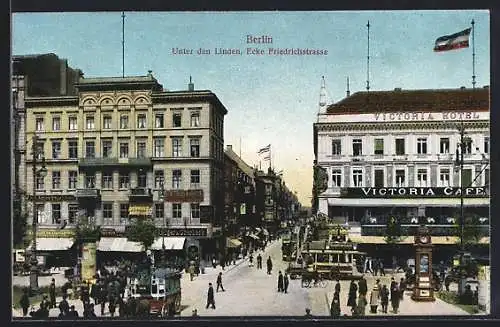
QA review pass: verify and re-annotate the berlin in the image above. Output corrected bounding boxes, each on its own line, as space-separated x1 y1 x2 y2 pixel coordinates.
11 10 490 320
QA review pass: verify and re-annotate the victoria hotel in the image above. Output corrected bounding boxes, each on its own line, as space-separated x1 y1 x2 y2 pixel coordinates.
314 87 490 242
